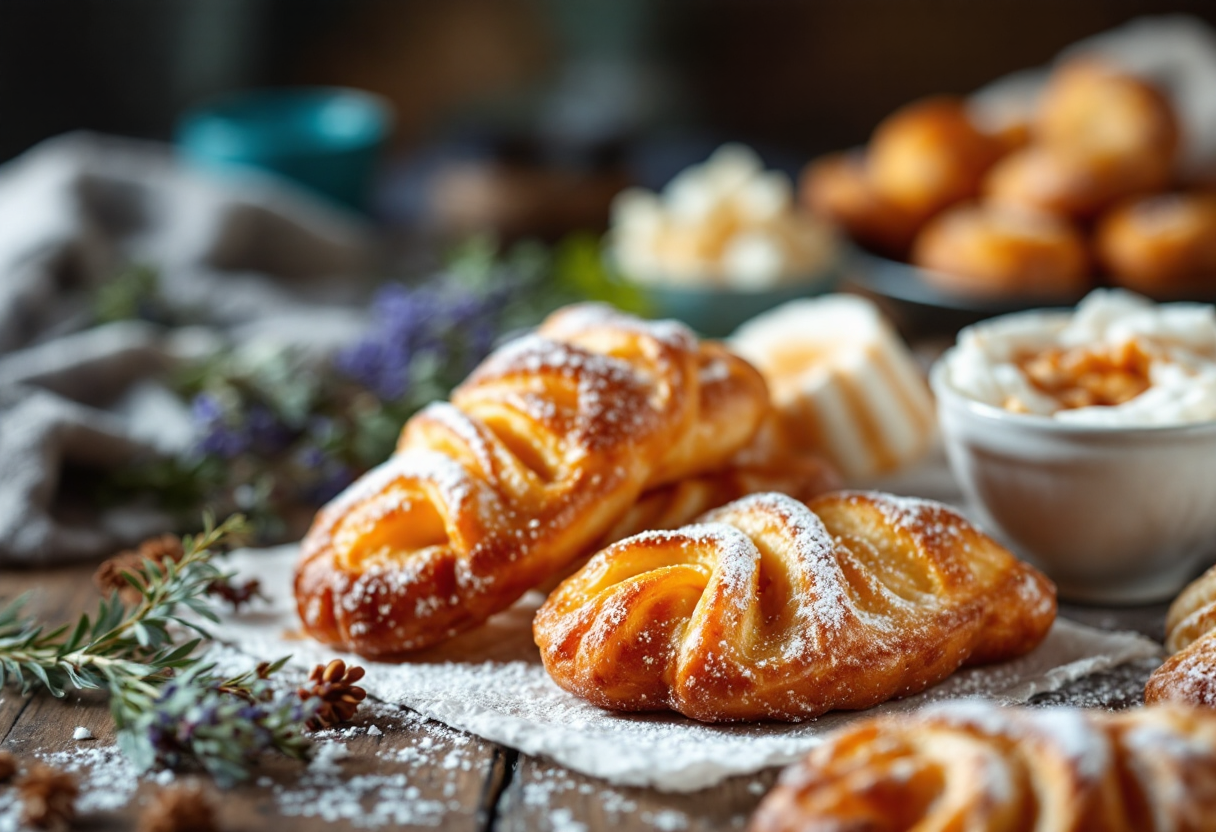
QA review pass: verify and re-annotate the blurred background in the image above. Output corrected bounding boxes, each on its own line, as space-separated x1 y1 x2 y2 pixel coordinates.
5 0 1216 563
4 0 1215 218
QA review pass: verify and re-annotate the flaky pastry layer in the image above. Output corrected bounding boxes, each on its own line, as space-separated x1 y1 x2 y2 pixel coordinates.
750 702 1216 832
1146 564 1216 708
534 490 1056 722
294 304 769 657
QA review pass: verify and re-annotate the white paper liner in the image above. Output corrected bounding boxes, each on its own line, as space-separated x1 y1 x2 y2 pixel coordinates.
213 545 1162 792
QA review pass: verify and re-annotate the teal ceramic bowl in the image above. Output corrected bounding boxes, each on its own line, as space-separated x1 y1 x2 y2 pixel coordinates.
176 87 393 211
622 263 843 337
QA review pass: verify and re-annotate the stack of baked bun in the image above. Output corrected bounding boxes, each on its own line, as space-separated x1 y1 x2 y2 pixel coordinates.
294 302 1059 728
803 58 1216 301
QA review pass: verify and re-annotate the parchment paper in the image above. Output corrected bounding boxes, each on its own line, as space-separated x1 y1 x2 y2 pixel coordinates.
212 544 1162 792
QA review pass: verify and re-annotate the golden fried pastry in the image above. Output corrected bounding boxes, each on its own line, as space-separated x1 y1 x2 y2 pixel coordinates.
602 458 839 546
912 201 1091 297
295 304 770 657
731 295 937 480
540 456 842 593
534 491 1056 722
867 96 1006 220
984 145 1171 220
1146 563 1216 707
750 701 1216 832
799 151 925 258
1036 60 1179 166
982 61 1177 220
1097 193 1216 298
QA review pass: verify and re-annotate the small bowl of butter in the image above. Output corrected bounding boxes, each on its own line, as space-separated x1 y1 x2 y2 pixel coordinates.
609 144 841 337
930 289 1216 604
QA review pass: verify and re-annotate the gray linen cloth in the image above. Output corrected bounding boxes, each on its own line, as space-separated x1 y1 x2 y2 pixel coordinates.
0 132 376 566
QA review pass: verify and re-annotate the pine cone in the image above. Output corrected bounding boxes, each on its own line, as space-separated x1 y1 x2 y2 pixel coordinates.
0 750 17 783
17 763 78 831
299 659 367 731
138 783 217 832
95 534 185 603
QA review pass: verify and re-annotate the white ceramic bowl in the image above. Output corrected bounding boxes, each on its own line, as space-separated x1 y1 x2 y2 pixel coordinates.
930 354 1216 604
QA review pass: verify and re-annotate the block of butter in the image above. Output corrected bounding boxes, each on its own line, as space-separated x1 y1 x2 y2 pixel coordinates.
731 295 935 480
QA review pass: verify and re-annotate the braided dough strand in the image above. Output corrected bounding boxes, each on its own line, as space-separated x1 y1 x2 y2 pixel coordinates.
534 491 1056 722
1146 564 1216 708
750 703 1216 832
295 304 769 656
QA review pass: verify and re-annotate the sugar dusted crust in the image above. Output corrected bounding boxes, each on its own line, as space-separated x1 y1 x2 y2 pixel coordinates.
294 303 770 657
533 490 1057 722
1146 564 1216 708
750 702 1216 831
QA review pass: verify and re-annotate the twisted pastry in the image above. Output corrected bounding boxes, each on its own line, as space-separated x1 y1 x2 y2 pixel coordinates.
602 457 840 548
295 304 769 656
750 702 1216 832
537 455 842 594
1146 564 1216 707
534 491 1055 722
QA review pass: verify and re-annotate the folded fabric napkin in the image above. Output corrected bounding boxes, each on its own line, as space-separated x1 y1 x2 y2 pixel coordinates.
0 132 375 565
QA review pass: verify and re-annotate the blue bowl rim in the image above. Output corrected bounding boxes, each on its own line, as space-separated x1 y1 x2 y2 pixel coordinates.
177 85 395 156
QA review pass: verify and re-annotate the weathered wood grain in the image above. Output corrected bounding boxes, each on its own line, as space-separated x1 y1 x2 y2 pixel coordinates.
0 562 1167 832
496 755 778 832
0 563 508 832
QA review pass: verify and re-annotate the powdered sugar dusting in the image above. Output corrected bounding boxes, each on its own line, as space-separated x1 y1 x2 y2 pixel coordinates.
218 546 1161 791
923 700 1112 782
537 489 1056 721
708 492 850 636
538 303 696 356
459 334 664 451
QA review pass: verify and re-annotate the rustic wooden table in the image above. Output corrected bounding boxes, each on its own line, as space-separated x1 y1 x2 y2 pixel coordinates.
0 563 1166 832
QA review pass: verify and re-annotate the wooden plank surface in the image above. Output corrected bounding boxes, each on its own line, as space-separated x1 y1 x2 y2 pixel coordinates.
0 563 1165 831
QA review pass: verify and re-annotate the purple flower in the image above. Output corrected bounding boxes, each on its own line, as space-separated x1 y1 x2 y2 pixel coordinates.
335 339 411 401
191 393 250 459
335 279 505 401
246 404 292 453
297 445 327 469
307 463 354 504
190 393 224 424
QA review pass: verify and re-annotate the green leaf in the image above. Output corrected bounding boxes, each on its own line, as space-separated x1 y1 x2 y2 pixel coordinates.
156 640 201 667
64 614 91 653
27 662 55 694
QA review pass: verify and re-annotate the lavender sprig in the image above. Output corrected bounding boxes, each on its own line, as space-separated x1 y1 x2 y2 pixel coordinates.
98 235 640 539
114 660 317 787
0 514 324 785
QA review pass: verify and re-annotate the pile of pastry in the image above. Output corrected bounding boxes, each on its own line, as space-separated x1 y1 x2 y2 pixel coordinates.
292 303 1216 828
804 59 1216 301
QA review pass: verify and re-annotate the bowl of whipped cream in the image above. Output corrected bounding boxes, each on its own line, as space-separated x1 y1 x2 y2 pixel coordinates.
930 289 1216 603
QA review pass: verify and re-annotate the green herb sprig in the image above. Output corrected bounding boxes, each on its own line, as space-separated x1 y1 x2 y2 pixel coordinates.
116 659 317 786
0 515 323 784
0 515 246 697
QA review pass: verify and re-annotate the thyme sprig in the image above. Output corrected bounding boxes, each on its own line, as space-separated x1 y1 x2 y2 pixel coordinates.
0 515 324 784
0 515 247 698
